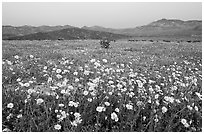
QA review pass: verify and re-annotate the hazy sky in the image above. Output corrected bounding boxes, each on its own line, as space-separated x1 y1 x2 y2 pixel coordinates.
2 2 202 28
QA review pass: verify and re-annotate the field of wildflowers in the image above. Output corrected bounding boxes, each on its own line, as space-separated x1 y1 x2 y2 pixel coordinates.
2 40 202 132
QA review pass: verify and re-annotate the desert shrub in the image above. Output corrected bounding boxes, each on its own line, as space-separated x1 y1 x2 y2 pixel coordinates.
100 40 111 49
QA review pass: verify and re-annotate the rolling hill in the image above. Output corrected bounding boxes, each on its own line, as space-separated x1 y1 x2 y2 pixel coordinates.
82 19 202 38
3 18 202 40
5 27 130 40
2 25 75 39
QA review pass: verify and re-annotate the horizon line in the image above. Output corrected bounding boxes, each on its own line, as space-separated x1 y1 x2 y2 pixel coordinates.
2 18 202 29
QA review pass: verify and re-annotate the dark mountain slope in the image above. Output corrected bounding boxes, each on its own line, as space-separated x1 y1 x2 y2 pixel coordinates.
6 27 130 40
2 25 75 39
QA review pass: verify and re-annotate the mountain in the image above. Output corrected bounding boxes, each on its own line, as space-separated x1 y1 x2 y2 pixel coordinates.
82 19 202 38
2 25 75 39
3 19 202 40
5 27 130 40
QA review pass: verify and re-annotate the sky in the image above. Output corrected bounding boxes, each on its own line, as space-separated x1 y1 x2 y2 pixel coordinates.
2 2 202 28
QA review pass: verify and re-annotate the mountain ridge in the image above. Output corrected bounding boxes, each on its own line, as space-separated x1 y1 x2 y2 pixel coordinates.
5 27 130 40
82 19 202 37
3 18 202 40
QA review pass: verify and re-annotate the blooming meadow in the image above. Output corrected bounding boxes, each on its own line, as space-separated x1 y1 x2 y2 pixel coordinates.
2 40 202 132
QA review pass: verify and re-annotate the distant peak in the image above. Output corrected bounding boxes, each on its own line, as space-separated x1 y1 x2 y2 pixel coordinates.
81 26 88 29
161 18 167 21
92 25 105 28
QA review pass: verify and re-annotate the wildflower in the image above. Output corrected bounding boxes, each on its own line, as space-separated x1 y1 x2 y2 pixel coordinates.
27 88 35 94
6 113 13 120
56 69 62 73
102 59 108 63
84 70 90 75
149 80 155 84
155 94 159 99
47 77 52 83
43 66 47 70
143 116 146 121
69 101 75 106
184 123 190 128
121 88 127 92
61 89 66 94
164 96 174 103
162 106 168 113
83 90 89 96
59 111 67 120
108 81 114 84
74 112 81 118
171 86 178 91
154 118 159 122
181 118 190 128
115 108 120 113
29 80 34 84
14 55 19 59
71 113 82 126
7 60 12 65
16 78 21 82
136 101 143 106
194 106 199 111
24 83 30 87
195 92 202 100
105 116 108 120
149 86 154 92
75 78 79 82
175 99 181 103
111 112 119 122
90 59 96 63
17 114 22 118
94 62 101 67
7 103 14 108
104 102 110 106
121 64 125 67
181 118 187 125
126 104 133 110
73 71 78 75
68 85 74 90
90 91 96 96
155 100 159 106
3 128 11 132
129 72 136 77
57 114 61 118
36 98 44 105
71 119 82 127
136 80 143 88
108 92 113 95
30 55 34 58
187 105 193 110
71 120 78 126
56 74 63 79
78 66 83 71
73 102 79 107
96 106 106 112
54 124 61 130
59 104 64 107
87 98 92 102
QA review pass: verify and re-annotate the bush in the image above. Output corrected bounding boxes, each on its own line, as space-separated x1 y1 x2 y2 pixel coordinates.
100 40 111 49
